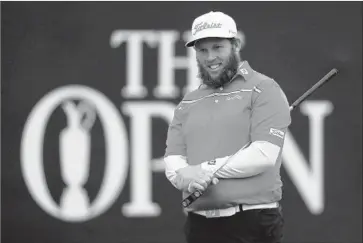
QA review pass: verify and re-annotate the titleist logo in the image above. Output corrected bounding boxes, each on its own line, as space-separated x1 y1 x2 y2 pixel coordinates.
193 22 222 35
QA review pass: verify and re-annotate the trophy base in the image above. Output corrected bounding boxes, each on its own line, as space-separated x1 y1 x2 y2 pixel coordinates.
60 187 90 220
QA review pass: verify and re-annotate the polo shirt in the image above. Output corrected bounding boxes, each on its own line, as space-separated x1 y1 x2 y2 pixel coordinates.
165 61 291 210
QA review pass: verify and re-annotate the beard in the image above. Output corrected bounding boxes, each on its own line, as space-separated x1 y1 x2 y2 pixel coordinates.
197 52 241 89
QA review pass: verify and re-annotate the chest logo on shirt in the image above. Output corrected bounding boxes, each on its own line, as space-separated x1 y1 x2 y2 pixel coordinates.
226 94 242 101
240 68 249 74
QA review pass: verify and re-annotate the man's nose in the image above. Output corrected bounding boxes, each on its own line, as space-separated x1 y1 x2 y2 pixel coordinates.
206 50 217 62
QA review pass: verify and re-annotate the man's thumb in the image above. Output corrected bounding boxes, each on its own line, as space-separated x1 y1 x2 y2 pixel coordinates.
211 178 219 185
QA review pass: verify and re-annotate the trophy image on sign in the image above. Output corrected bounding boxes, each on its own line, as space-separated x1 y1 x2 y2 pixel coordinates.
59 100 96 219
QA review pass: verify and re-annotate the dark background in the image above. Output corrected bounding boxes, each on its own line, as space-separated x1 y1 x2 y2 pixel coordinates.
1 2 362 243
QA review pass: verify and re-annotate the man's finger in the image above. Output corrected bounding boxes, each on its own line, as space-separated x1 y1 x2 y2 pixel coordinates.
211 177 219 185
199 175 212 184
194 179 208 188
189 182 205 192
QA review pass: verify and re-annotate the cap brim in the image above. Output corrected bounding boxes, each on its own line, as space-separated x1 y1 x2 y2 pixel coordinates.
185 32 236 47
185 40 196 47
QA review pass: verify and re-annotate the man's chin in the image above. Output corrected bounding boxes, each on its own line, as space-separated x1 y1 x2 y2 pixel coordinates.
208 72 222 80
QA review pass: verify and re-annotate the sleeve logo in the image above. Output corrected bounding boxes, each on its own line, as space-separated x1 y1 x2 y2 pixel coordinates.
269 128 285 139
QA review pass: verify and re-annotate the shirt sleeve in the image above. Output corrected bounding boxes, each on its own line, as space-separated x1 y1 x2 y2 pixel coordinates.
164 102 187 157
201 141 281 179
164 155 189 188
250 80 291 147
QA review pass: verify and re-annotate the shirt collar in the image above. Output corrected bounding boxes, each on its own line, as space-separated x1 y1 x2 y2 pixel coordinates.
230 60 254 82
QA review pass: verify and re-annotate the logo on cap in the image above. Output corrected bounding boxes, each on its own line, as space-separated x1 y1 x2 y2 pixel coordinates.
193 22 222 35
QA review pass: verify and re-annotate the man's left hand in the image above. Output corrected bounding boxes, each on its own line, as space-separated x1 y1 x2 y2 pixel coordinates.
174 164 215 192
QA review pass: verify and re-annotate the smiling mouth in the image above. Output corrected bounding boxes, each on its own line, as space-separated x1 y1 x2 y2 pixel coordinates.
208 64 222 71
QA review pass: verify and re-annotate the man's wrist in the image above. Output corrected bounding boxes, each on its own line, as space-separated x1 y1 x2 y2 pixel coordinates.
201 156 230 174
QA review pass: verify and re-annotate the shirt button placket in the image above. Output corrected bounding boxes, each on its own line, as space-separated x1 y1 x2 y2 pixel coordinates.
215 86 223 103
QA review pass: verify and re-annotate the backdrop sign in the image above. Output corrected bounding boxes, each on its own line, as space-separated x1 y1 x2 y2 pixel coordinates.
1 2 362 243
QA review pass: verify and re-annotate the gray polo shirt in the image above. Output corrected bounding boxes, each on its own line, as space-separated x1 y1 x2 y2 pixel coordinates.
165 61 291 210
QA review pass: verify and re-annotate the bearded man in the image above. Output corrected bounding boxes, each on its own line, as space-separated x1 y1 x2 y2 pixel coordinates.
164 11 291 243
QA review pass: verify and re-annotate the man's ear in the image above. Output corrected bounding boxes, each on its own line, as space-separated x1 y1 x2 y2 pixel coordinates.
232 38 242 53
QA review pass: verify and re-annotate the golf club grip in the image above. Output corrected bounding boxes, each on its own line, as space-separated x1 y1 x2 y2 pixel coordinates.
182 190 203 208
290 68 338 111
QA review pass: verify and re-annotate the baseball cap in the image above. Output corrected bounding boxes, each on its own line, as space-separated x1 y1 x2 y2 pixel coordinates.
185 11 238 47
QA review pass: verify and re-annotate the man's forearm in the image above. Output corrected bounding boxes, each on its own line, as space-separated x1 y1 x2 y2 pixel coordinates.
201 141 281 179
164 155 215 193
164 155 189 188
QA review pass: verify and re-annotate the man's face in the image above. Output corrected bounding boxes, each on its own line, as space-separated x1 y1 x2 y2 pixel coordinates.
194 38 240 88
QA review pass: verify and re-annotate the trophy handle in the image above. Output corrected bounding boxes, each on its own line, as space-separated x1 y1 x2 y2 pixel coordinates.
77 101 96 131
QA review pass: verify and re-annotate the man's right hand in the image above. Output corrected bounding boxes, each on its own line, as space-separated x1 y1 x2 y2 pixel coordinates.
174 165 217 192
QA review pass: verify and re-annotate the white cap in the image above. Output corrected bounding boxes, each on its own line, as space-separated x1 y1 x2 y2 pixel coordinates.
185 11 237 47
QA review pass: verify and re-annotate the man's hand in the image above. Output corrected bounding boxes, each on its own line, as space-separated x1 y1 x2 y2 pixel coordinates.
188 177 219 193
174 164 219 192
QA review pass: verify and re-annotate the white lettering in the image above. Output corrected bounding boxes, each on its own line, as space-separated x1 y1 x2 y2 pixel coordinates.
121 101 175 217
21 85 128 222
154 31 199 98
283 101 333 215
110 30 159 98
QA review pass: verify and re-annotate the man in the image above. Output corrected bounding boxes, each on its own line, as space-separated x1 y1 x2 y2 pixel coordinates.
164 11 291 243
